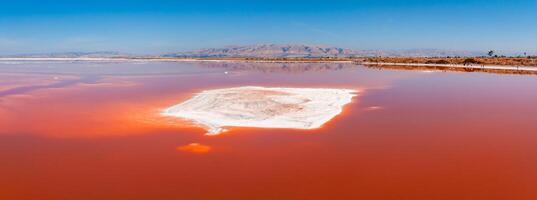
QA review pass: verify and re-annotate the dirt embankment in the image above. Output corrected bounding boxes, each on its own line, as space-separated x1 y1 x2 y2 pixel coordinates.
364 57 537 66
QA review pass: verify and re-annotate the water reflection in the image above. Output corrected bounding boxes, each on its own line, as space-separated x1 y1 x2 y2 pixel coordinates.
0 61 226 76
0 61 398 138
0 75 100 98
197 61 358 73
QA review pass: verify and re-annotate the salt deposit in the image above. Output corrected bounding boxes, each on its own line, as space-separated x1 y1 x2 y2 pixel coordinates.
163 86 357 135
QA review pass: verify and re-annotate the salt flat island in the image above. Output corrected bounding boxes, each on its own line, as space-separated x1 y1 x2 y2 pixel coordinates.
163 86 357 135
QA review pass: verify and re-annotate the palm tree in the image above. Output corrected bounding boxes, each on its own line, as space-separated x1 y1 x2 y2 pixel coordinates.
488 50 495 57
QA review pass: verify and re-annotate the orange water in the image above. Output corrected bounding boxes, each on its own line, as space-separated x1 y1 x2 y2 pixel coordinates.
0 61 536 199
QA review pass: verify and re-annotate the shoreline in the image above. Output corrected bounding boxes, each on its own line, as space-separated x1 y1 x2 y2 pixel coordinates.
0 57 354 63
2 57 537 74
362 62 537 72
364 63 537 75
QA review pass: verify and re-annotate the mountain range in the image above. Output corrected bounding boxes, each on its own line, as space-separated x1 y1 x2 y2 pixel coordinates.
163 44 484 58
2 44 487 58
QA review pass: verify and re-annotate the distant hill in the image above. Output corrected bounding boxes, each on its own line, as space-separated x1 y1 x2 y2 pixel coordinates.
1 51 128 58
163 44 483 58
0 45 486 58
162 44 371 58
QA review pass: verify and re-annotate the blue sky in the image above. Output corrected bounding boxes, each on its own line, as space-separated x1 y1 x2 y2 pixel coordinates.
0 0 536 54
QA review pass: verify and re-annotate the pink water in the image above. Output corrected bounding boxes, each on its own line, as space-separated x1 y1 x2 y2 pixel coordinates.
1 61 536 199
